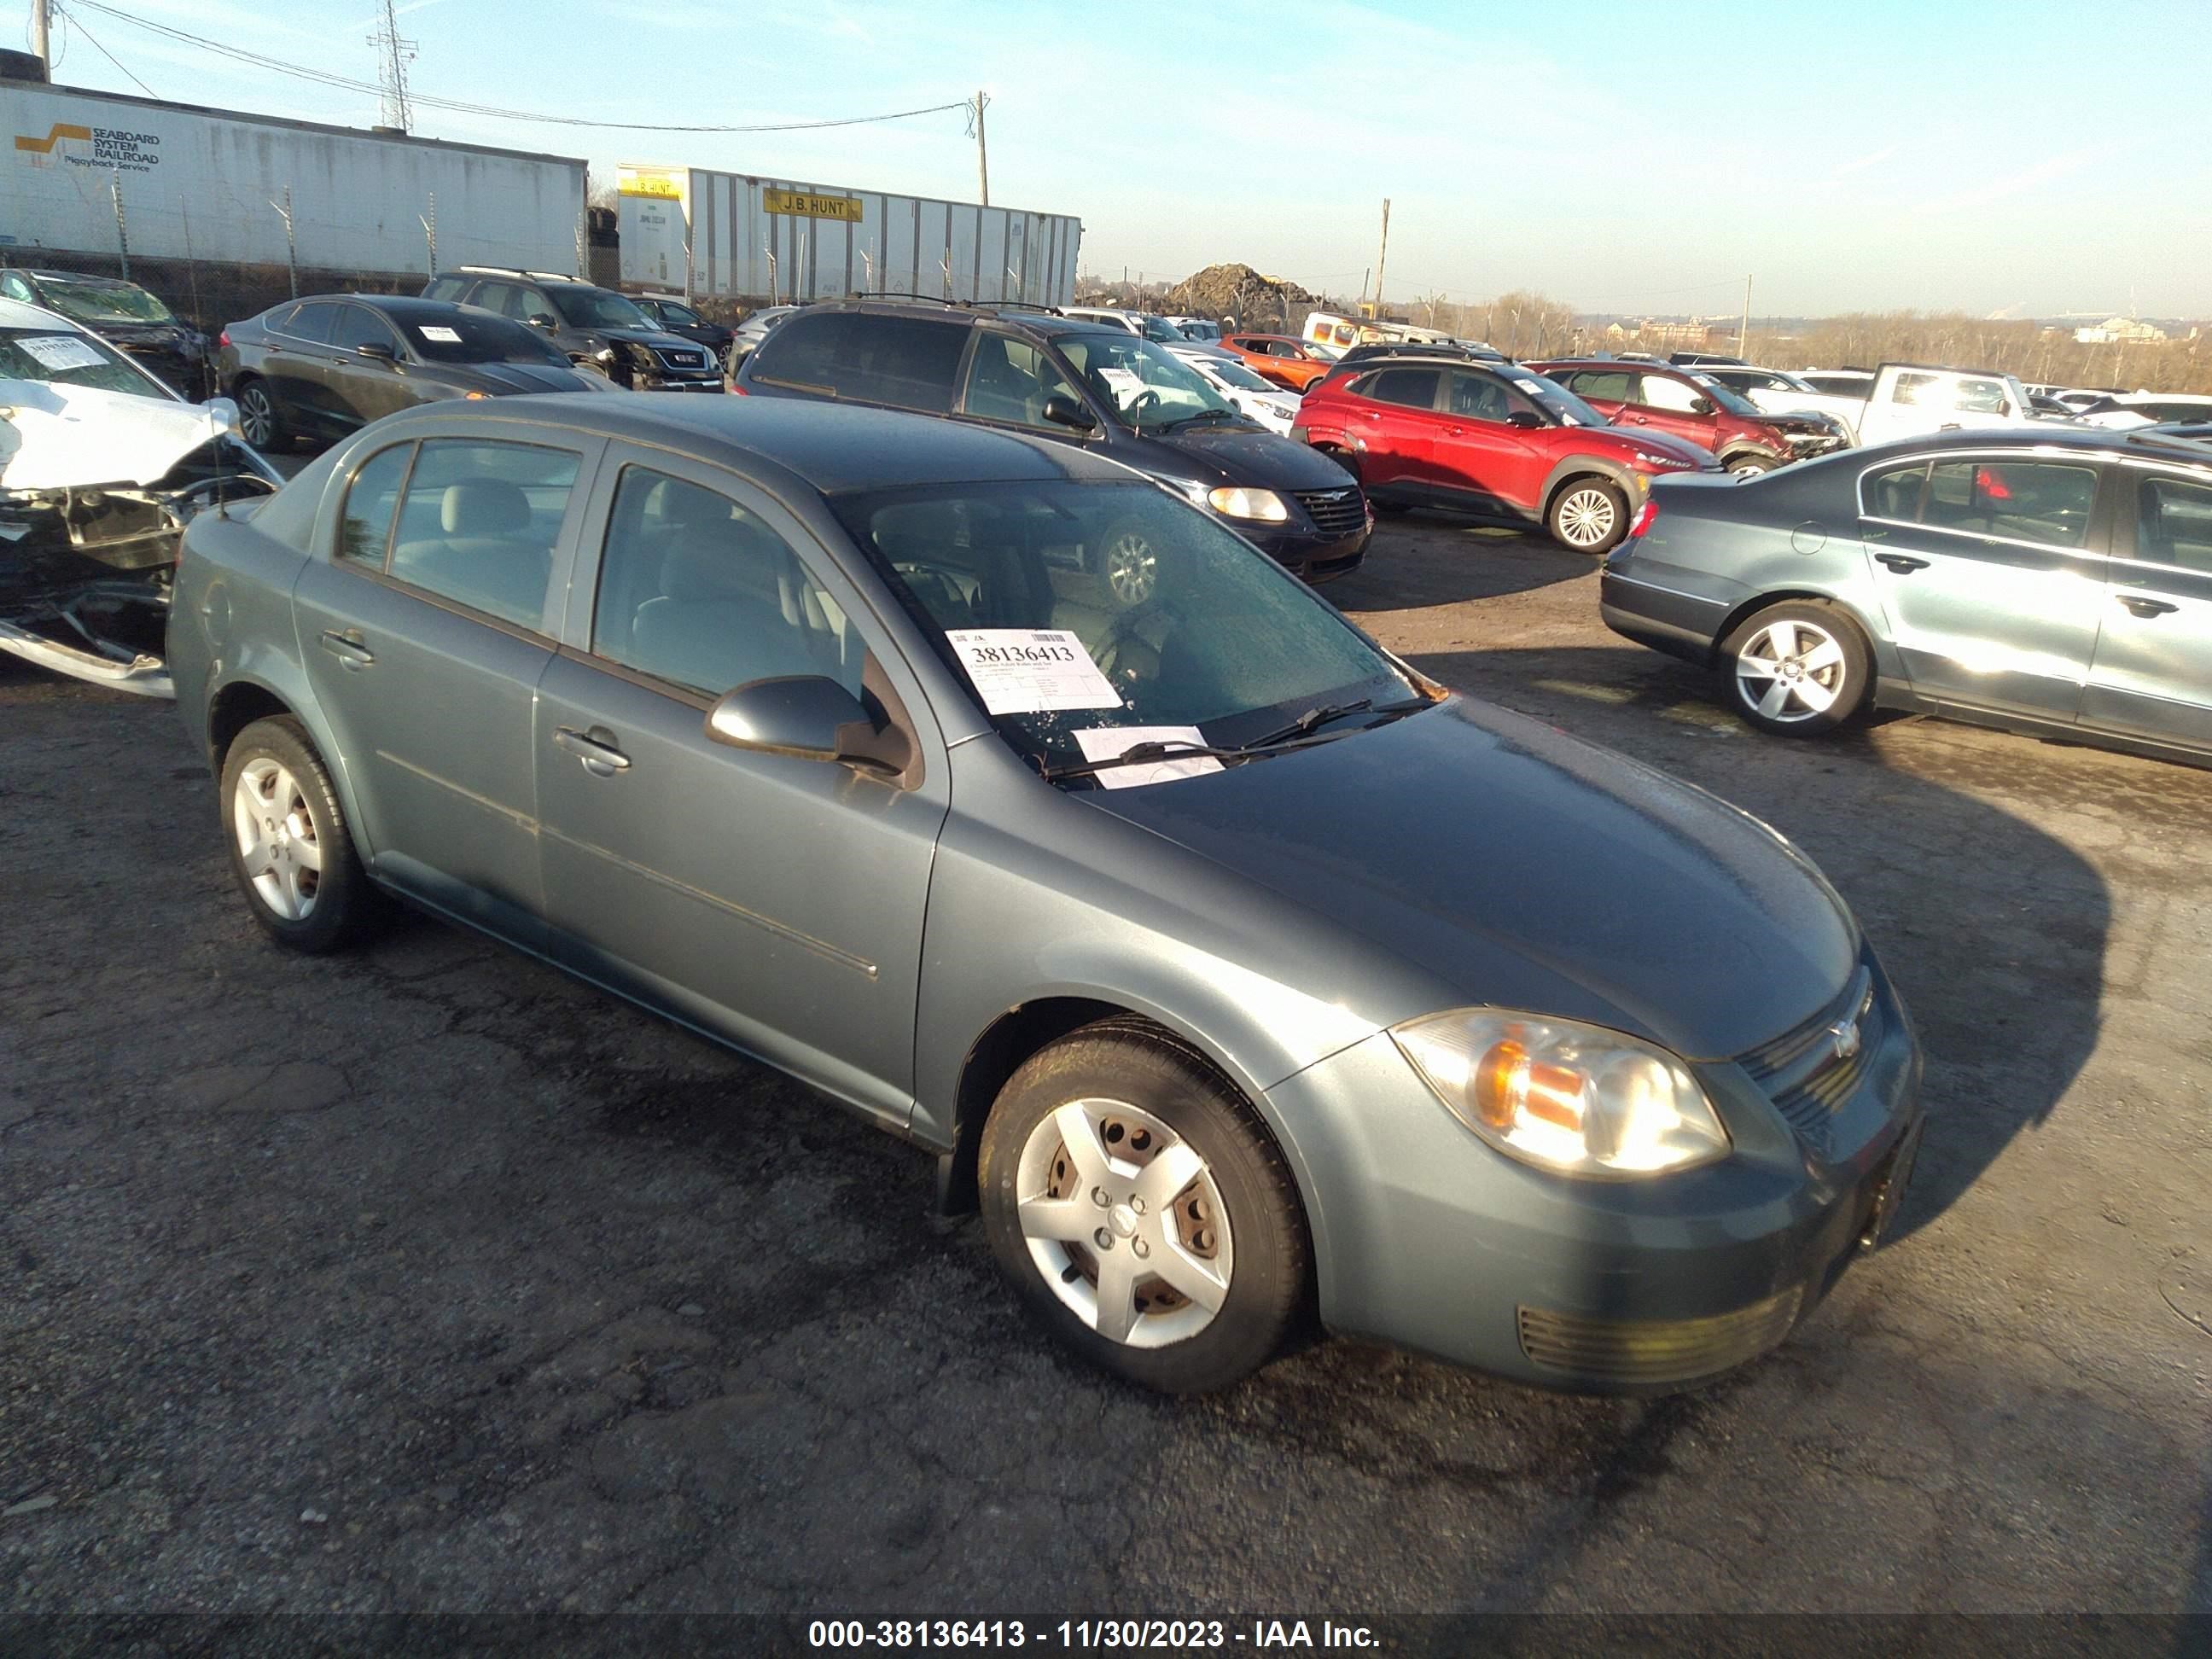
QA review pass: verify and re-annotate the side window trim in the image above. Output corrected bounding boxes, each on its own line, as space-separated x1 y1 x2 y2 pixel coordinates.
335 439 418 572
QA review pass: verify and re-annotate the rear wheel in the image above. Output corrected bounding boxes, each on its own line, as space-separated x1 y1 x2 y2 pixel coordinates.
234 379 286 451
978 1024 1308 1394
1719 600 1871 736
219 716 386 952
1546 477 1628 553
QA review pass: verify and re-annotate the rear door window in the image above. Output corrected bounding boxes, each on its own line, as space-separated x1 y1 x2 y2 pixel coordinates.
386 439 582 630
339 442 413 568
283 302 341 345
1922 460 2098 547
1563 369 1634 403
1364 367 1441 410
754 312 969 413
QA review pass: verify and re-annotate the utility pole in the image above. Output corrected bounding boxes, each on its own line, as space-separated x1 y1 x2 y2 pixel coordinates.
969 91 991 207
271 186 297 298
420 191 436 278
369 0 417 131
31 0 49 71
1738 275 1751 358
109 171 130 280
1372 199 1391 319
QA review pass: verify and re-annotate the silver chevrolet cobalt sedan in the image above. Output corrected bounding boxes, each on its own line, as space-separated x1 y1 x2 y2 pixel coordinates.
171 395 1923 1394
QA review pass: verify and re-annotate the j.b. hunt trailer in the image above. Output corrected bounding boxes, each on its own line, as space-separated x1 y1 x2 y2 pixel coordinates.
617 163 1081 307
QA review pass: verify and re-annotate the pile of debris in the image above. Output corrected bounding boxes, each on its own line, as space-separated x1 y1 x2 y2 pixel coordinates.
1162 264 1318 330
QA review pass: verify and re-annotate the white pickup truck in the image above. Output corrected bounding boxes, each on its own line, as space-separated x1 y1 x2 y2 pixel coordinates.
1702 361 2052 446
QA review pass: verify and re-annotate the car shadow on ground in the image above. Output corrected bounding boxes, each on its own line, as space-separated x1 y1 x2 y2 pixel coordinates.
1328 521 1595 611
1397 644 2111 1248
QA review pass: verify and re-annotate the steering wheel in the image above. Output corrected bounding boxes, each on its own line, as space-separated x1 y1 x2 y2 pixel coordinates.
1126 388 1161 422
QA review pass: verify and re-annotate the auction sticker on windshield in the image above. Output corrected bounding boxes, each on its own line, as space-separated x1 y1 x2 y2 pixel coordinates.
947 629 1120 715
418 326 462 342
18 335 107 372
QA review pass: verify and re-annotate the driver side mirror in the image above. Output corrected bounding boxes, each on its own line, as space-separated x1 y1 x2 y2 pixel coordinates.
356 341 397 361
1690 396 1715 416
204 395 242 435
527 313 558 331
1041 393 1098 432
705 675 912 778
1506 410 1544 430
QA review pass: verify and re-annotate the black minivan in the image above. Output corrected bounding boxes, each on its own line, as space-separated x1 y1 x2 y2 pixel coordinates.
734 300 1371 583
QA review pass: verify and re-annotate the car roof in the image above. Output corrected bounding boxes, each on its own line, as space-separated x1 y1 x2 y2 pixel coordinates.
1853 424 2212 466
300 294 480 317
367 393 1137 495
16 268 144 288
0 295 92 330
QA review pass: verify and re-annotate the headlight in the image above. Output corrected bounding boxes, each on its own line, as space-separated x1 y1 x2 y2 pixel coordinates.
1207 486 1290 522
1391 1009 1731 1177
1633 451 1691 470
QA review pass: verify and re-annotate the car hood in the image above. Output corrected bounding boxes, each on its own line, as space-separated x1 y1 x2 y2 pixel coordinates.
0 378 240 491
1146 423 1364 488
445 360 602 395
1080 698 1859 1060
604 328 709 354
1588 425 1714 465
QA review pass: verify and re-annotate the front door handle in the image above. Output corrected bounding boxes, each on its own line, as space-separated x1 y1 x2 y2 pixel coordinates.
555 725 632 776
1876 554 1930 573
2117 593 2179 618
318 628 375 669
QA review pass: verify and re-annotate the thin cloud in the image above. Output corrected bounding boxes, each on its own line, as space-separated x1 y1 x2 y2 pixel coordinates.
1914 141 2132 213
1829 143 1899 178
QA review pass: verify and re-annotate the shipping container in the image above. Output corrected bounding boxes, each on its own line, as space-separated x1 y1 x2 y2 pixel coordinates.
617 164 1081 307
0 79 587 281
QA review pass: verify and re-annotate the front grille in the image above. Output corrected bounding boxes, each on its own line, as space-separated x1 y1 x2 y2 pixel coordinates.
1738 963 1879 1149
657 347 708 369
1516 1287 1803 1385
1292 486 1368 538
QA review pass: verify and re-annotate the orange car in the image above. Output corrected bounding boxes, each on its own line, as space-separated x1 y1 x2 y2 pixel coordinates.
1220 333 1337 392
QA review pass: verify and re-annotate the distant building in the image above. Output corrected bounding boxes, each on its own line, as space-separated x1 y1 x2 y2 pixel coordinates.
1604 317 1714 347
2075 317 2168 345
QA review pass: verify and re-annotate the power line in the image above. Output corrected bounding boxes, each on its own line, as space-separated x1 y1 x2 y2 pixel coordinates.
64 0 971 134
59 10 154 99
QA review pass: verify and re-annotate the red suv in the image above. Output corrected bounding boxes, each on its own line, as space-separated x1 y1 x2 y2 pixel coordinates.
1528 359 1844 476
1291 357 1719 553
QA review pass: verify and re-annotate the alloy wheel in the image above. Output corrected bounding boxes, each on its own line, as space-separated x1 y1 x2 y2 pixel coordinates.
232 757 323 920
238 386 276 447
1735 619 1848 724
1014 1097 1233 1349
1103 532 1159 605
1554 486 1618 549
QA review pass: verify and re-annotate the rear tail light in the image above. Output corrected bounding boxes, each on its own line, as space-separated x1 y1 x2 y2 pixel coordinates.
1625 500 1658 541
217 329 230 348
728 381 748 396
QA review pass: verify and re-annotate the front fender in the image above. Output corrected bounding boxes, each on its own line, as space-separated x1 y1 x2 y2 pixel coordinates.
1539 453 1644 512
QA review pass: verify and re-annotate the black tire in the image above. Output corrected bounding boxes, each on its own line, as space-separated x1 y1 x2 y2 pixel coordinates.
233 377 287 451
1725 453 1778 478
1718 598 1871 737
218 715 386 952
978 1022 1309 1394
1545 475 1630 554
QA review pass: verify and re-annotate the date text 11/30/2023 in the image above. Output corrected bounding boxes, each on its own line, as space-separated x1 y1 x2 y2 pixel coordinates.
806 1619 1379 1649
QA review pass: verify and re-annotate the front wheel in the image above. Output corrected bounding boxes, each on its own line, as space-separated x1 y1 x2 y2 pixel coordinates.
1546 477 1628 554
219 715 386 952
1719 600 1871 736
1725 454 1778 479
978 1024 1309 1394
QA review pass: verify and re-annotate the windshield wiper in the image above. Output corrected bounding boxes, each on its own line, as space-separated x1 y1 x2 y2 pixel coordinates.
1243 696 1429 749
1157 408 1239 432
1039 737 1259 783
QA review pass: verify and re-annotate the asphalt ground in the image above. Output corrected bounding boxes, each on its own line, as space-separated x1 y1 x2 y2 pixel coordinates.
1 511 2207 1626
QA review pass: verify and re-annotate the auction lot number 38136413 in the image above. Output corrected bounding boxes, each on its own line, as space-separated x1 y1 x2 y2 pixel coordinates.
806 1618 1378 1649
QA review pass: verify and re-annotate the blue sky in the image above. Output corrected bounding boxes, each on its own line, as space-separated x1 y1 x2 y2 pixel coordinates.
23 0 2211 317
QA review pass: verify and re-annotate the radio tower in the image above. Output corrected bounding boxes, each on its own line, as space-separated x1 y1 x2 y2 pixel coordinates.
369 0 417 132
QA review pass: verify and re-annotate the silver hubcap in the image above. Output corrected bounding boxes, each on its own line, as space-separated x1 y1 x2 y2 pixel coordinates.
240 388 274 445
1555 487 1617 548
1014 1098 1232 1349
1736 619 1848 723
1103 533 1157 605
232 758 323 920
1728 459 1767 477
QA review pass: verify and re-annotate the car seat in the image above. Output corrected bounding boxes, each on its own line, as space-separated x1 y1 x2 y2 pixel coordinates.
390 480 550 626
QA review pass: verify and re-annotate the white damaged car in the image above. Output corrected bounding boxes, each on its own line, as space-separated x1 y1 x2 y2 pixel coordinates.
1 295 278 696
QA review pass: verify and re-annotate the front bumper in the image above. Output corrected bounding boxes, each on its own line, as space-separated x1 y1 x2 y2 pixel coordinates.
637 374 726 393
1265 958 1924 1394
1245 515 1373 585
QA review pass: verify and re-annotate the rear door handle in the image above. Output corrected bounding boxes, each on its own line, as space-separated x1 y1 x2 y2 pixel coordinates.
318 628 374 668
555 725 632 776
1875 554 1930 573
2117 593 2179 618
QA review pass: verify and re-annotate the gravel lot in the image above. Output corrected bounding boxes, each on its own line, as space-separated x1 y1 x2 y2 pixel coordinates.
1 514 2207 1621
